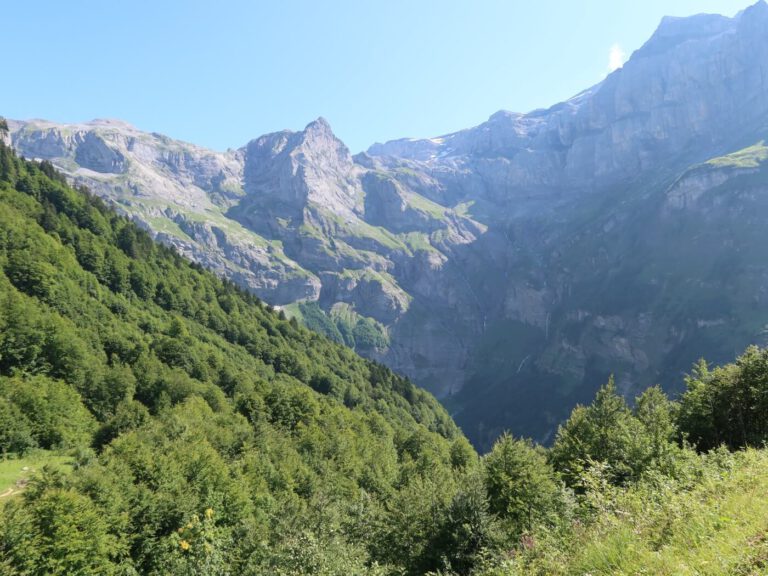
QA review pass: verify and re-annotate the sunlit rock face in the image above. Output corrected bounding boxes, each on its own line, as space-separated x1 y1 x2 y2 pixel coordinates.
10 2 768 448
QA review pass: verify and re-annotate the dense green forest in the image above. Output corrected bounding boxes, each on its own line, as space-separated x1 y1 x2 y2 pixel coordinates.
0 134 468 574
3 132 768 575
286 301 390 354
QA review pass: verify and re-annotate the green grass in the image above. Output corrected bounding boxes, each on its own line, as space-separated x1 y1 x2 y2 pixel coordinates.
576 451 768 575
328 303 391 349
0 451 74 498
144 215 193 240
280 302 303 321
498 448 768 575
453 200 476 218
329 301 357 323
339 267 384 282
217 181 244 197
173 206 273 248
394 167 420 178
139 203 305 274
307 206 408 252
706 141 768 169
349 220 407 251
400 231 437 253
338 268 410 303
405 191 447 219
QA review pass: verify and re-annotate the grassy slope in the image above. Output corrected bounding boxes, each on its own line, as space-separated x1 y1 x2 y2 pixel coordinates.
0 452 72 496
500 449 768 575
577 454 768 575
0 136 471 574
706 140 768 169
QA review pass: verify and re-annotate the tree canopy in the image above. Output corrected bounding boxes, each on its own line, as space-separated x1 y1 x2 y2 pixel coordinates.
2 135 768 575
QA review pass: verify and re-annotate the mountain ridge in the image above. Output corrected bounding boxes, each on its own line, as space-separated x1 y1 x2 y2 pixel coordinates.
8 128 768 576
8 2 768 447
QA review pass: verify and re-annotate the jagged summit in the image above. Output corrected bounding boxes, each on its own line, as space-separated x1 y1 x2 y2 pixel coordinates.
7 3 768 447
487 110 521 122
740 0 768 17
304 116 333 134
297 116 351 158
637 12 732 57
370 3 768 192
244 115 348 160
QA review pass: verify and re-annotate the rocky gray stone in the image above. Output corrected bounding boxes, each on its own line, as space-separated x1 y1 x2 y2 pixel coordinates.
9 2 768 448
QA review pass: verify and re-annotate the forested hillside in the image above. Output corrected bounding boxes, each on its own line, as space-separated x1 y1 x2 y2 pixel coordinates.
4 134 768 575
0 135 472 574
12 4 768 450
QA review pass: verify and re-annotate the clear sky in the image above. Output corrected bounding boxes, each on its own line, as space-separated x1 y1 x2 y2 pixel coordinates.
2 0 756 152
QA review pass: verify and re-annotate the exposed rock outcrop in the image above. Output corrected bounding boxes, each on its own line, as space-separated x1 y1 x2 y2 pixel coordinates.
9 2 768 448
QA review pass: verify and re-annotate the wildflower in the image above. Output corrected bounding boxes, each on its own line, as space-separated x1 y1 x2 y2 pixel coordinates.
180 540 191 551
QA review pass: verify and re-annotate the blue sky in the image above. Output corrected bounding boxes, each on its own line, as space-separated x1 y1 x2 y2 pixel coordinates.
2 1 755 152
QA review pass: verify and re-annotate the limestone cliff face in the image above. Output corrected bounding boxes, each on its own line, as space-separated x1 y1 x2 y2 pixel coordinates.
8 2 768 448
9 118 320 304
240 118 363 224
7 115 482 339
365 2 768 447
230 119 483 331
370 1 768 208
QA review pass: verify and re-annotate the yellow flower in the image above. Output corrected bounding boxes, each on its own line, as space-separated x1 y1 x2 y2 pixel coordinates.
205 508 214 519
179 540 191 551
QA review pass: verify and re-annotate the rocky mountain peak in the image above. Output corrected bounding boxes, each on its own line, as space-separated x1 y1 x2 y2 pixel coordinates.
371 4 768 195
303 116 334 136
244 117 350 167
741 0 768 16
8 3 768 448
737 0 768 34
294 116 353 169
238 115 361 230
632 12 730 60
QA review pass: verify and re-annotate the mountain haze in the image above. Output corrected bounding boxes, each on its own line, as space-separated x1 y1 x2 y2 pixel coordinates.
10 1 768 448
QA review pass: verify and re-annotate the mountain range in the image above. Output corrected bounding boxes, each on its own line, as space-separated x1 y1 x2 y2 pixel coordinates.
9 1 768 448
